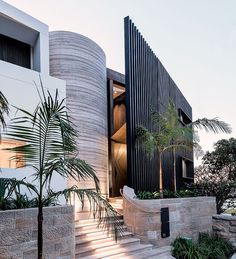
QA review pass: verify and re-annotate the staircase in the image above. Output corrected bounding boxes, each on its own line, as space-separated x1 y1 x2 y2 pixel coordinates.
75 198 174 259
108 197 124 215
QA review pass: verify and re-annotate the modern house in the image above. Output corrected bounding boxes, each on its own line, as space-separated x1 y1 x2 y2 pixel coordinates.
0 0 193 208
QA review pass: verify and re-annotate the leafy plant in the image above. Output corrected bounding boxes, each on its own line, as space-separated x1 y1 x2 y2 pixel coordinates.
172 237 201 259
136 189 199 200
136 190 160 199
195 138 236 214
0 90 9 132
136 102 231 196
6 83 123 259
136 102 194 196
0 177 37 210
175 189 198 198
172 233 234 259
198 232 233 259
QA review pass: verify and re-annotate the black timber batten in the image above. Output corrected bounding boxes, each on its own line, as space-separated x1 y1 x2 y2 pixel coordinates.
124 16 193 192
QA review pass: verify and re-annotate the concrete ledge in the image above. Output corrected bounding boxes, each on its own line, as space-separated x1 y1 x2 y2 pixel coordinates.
123 186 216 247
0 205 75 259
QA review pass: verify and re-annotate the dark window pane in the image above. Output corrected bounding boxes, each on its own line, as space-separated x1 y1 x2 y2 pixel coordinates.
0 34 31 69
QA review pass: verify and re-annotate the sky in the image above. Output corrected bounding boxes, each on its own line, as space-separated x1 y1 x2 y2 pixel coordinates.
4 0 236 163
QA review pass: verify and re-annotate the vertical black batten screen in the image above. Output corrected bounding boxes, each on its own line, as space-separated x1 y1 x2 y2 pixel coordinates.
124 17 193 192
124 16 159 191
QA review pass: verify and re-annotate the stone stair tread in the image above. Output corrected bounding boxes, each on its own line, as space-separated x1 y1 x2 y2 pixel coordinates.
76 219 124 228
76 237 140 256
76 231 133 245
123 246 172 258
77 243 153 259
76 215 123 223
76 225 127 235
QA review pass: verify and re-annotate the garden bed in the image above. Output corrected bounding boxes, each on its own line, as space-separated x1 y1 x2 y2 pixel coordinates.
123 186 216 247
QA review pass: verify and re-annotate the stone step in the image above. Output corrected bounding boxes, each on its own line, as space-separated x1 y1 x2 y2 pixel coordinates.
75 224 127 237
108 197 123 201
76 219 124 230
76 230 133 245
118 245 173 259
77 243 153 259
76 237 140 257
76 231 133 248
76 215 123 223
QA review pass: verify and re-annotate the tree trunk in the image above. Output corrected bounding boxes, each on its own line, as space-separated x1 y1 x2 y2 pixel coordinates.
38 201 43 259
159 153 163 198
173 147 177 192
38 169 43 259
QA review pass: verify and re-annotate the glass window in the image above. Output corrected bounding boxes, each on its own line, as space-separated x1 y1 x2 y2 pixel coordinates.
0 34 31 69
0 139 25 168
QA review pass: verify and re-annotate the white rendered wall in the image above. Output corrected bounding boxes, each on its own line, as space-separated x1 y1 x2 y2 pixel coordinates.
0 1 68 200
0 60 67 199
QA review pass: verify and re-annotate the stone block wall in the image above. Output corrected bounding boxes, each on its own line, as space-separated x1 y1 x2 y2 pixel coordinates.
123 186 216 247
213 214 236 245
0 206 75 259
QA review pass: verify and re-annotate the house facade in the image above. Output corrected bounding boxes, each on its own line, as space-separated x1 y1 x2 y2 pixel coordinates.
0 1 193 205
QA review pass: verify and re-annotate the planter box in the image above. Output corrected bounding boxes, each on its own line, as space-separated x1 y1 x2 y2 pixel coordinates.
0 206 75 259
123 186 216 247
213 214 236 244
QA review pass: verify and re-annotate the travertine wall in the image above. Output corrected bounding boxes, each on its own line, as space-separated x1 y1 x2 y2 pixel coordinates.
213 214 236 244
0 206 75 259
49 32 108 212
123 186 216 247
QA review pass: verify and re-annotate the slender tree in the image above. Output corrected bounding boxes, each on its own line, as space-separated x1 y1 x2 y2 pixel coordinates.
137 102 193 196
7 83 122 259
137 102 231 194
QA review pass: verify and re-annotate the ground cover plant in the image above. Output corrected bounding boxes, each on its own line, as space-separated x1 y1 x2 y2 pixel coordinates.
172 232 234 259
136 189 198 200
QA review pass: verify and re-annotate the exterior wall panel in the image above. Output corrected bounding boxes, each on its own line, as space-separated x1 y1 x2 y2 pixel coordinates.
49 31 108 209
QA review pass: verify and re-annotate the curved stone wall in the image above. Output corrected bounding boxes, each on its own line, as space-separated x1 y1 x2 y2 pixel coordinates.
49 31 108 207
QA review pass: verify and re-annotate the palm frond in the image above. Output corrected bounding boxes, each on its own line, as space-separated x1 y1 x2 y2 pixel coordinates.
191 118 232 134
42 157 100 192
0 91 9 130
136 126 156 157
6 88 78 170
0 178 38 199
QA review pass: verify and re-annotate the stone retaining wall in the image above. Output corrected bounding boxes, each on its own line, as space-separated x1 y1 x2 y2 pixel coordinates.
0 206 75 259
213 214 236 245
123 186 216 247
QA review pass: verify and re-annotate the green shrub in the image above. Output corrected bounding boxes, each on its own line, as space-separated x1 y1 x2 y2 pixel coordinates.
172 232 234 259
198 232 234 259
172 237 201 259
136 189 199 200
136 190 160 199
0 178 57 210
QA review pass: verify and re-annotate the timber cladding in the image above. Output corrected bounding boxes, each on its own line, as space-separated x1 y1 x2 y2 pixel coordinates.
124 17 193 192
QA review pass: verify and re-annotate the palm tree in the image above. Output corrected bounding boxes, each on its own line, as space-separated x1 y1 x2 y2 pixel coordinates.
137 102 193 196
0 91 9 132
137 102 231 195
7 83 122 259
